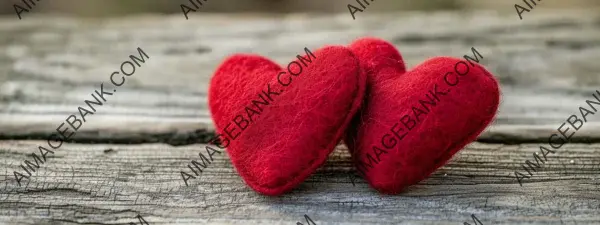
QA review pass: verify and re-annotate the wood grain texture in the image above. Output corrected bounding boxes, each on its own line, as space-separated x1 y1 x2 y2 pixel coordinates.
1 10 600 144
0 141 599 225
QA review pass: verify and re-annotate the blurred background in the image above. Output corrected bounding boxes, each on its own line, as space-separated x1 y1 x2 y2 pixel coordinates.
2 0 600 16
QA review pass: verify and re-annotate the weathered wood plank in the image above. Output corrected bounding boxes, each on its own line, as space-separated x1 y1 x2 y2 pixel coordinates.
1 10 600 142
0 141 599 224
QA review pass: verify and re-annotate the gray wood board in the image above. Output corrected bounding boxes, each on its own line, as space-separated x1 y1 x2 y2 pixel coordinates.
1 10 600 143
0 141 599 224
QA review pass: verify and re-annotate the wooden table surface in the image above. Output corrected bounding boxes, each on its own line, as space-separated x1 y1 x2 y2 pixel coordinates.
0 9 599 224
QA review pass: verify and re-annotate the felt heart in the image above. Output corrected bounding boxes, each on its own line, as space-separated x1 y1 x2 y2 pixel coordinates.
209 46 366 196
345 38 500 194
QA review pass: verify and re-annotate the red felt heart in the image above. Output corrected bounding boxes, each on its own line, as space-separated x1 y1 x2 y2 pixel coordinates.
345 38 500 194
209 46 366 196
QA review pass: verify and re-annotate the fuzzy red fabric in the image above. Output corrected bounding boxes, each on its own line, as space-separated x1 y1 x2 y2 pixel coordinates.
345 38 500 194
209 46 366 196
